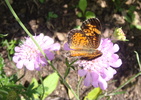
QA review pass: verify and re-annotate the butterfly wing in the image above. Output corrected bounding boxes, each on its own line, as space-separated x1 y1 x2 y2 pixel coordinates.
67 18 102 59
81 18 101 49
68 29 90 50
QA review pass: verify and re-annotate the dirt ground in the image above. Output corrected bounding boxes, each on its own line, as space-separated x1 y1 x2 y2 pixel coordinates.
1 0 141 100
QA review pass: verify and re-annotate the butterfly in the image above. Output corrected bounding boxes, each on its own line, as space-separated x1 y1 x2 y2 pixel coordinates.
67 18 102 60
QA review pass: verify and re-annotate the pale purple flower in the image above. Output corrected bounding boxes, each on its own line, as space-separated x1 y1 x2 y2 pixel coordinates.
65 38 122 90
13 34 60 71
76 38 122 90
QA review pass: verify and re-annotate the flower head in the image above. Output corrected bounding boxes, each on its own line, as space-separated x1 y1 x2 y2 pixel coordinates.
112 27 127 41
13 34 60 71
75 38 122 90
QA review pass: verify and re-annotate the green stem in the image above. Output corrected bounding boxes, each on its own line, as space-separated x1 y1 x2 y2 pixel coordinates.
99 51 141 99
4 0 45 57
5 0 79 100
5 40 11 60
111 72 141 93
16 67 26 82
39 72 45 100
77 77 83 97
134 51 141 71
46 61 79 100
98 72 141 99
111 51 141 93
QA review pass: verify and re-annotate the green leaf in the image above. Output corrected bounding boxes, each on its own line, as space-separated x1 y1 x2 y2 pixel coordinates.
135 25 141 30
128 6 136 15
124 15 132 23
0 89 8 95
37 85 48 94
130 24 135 29
64 58 77 79
42 72 59 99
84 87 102 100
53 14 58 18
78 0 87 13
65 58 69 67
85 11 95 19
30 78 39 89
110 91 126 95
47 12 58 20
75 25 81 30
30 78 40 99
0 33 8 38
6 90 18 100
0 56 4 69
0 78 9 85
70 59 78 66
77 12 83 18
39 0 45 3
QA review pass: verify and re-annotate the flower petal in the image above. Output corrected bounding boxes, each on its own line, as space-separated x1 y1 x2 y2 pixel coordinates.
45 51 54 60
63 43 72 51
113 44 119 52
25 60 35 70
98 77 107 90
84 72 91 86
78 69 87 76
91 71 99 81
13 56 19 63
50 43 60 51
91 71 99 87
110 59 122 68
16 60 24 69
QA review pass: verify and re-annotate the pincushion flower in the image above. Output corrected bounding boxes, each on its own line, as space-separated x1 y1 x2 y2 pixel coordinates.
77 38 122 90
13 34 60 71
64 38 122 90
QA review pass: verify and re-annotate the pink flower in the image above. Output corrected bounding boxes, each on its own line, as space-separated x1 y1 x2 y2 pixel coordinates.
13 34 60 71
67 38 122 90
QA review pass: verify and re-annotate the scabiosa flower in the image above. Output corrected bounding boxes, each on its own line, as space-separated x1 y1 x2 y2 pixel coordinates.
64 38 122 90
13 34 60 71
76 38 122 90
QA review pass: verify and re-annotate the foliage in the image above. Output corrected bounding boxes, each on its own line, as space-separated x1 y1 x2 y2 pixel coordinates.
0 33 19 60
124 6 141 30
0 56 25 100
39 0 45 3
64 58 77 79
0 33 8 38
112 0 141 30
77 0 95 19
112 0 126 12
31 72 59 100
2 39 19 55
46 12 58 20
84 88 102 100
0 56 59 100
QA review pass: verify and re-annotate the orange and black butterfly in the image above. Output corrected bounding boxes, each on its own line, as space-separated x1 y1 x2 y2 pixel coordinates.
68 18 102 60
